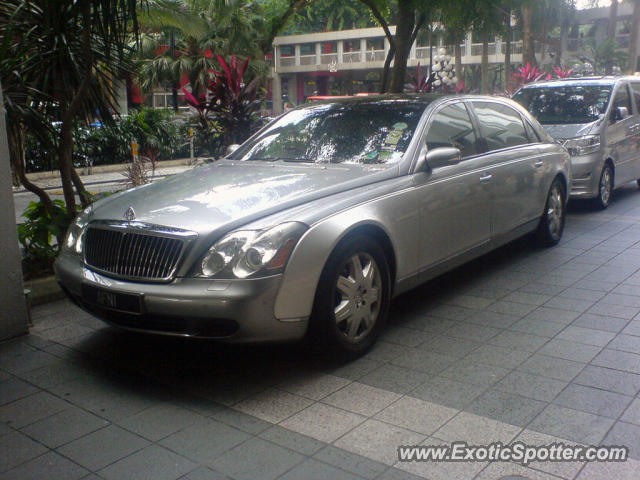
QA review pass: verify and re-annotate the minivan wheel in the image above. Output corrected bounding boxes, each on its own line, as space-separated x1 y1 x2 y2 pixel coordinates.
536 177 566 247
309 235 390 357
594 164 613 209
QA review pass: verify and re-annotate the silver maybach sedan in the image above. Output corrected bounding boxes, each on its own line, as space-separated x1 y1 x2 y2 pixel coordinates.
56 95 571 355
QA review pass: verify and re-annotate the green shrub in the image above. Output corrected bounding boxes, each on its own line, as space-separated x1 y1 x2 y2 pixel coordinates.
18 200 72 279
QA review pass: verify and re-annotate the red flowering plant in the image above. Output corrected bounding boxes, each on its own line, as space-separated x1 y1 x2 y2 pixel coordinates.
552 66 573 78
512 63 546 88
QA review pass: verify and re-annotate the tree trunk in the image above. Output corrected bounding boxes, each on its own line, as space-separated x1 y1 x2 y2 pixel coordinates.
558 16 568 67
606 0 619 74
58 119 78 216
389 0 415 93
504 7 511 92
481 31 489 94
522 3 535 66
455 42 462 88
628 0 640 73
7 118 54 213
380 44 395 93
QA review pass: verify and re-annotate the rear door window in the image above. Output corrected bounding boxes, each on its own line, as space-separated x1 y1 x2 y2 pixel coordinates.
472 102 530 151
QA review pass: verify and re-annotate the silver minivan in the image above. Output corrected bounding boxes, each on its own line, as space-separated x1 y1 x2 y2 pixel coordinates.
514 76 640 208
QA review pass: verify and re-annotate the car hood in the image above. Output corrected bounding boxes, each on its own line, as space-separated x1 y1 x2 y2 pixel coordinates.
542 121 598 141
88 160 397 234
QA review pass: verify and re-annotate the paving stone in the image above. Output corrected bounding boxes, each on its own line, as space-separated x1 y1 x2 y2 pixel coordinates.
381 327 431 348
621 398 640 425
517 353 585 381
328 357 383 381
528 404 614 444
556 326 616 347
395 448 487 480
487 330 550 352
433 411 521 445
210 407 272 435
522 307 581 325
0 431 48 473
466 389 546 427
278 458 363 480
375 467 425 480
16 360 88 389
409 376 487 410
573 365 640 396
485 300 538 316
503 291 553 306
364 341 409 362
210 437 304 480
179 467 231 480
559 287 606 301
591 349 640 374
258 426 326 456
22 406 109 448
359 364 430 395
159 419 249 465
277 373 350 401
0 378 38 406
608 333 640 354
389 349 457 375
475 461 559 480
463 344 531 369
399 315 455 335
322 382 401 417
602 421 640 460
57 425 149 471
576 457 640 480
573 313 629 332
544 296 596 313
335 419 425 466
233 388 313 424
462 310 520 329
375 396 457 436
98 444 196 480
537 339 602 363
494 370 567 402
622 320 640 336
313 446 388 479
553 383 633 418
0 451 88 480
0 391 69 429
514 429 585 479
444 323 502 343
440 359 509 388
117 403 204 441
421 304 475 321
280 403 365 443
425 335 483 357
508 317 566 337
587 301 640 319
441 294 495 309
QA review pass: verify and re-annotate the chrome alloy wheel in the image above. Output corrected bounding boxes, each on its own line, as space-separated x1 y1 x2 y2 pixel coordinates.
333 253 382 343
600 167 612 206
547 183 564 240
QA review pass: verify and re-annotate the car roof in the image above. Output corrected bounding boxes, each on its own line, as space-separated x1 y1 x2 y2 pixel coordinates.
518 76 640 89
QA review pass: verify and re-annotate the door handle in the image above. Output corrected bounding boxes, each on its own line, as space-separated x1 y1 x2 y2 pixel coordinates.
479 173 492 183
534 161 544 168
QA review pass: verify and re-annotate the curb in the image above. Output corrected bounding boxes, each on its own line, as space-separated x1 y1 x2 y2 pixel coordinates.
24 276 65 307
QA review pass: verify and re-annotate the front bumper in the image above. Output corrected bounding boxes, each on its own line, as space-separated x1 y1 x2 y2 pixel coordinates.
569 152 603 199
54 253 308 343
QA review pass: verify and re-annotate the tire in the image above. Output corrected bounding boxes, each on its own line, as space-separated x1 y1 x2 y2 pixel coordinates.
593 164 613 210
536 177 566 247
309 235 391 357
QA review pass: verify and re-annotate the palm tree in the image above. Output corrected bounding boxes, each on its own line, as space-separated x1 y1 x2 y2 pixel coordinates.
1 0 141 218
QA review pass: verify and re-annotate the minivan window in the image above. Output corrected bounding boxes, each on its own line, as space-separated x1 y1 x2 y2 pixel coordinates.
426 103 478 157
612 84 632 118
513 85 612 124
631 83 640 112
473 102 529 151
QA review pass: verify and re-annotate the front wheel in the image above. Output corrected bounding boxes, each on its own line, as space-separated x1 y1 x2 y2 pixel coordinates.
536 177 566 247
309 235 390 357
594 164 613 210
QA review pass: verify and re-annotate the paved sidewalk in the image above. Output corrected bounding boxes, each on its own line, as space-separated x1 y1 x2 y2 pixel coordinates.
3 185 640 479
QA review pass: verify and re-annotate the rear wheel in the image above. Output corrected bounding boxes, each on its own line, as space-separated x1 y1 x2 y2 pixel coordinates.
309 235 390 357
594 164 613 209
536 177 566 247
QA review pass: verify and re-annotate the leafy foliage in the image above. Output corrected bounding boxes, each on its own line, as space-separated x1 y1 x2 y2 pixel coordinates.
18 200 73 279
512 62 546 87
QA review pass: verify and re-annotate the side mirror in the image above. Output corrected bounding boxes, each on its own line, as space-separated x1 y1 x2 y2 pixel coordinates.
422 147 462 170
611 106 629 123
225 144 241 156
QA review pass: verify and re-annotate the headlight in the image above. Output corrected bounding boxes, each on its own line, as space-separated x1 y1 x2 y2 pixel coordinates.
62 208 90 255
563 135 601 156
195 222 308 279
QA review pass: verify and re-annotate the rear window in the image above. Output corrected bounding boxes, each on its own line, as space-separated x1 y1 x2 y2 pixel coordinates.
513 84 612 125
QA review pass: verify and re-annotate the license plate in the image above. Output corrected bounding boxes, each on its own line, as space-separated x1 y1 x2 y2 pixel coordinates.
81 284 142 314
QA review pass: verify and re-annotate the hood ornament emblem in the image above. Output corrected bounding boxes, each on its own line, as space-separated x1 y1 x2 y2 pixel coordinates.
124 206 136 222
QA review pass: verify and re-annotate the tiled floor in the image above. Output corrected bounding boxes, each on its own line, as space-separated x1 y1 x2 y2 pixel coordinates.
4 185 640 479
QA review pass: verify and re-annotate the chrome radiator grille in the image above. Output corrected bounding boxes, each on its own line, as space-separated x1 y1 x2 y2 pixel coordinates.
84 224 193 281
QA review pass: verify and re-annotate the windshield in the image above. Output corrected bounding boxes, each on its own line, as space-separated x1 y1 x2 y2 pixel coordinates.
231 101 425 164
513 85 612 124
